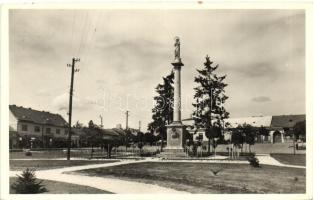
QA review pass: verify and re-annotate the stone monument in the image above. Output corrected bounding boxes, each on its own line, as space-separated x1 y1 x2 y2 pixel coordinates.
164 37 186 154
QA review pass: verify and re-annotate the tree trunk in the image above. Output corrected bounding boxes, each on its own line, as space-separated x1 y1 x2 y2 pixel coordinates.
160 133 164 152
249 144 251 153
208 138 211 155
241 142 243 153
293 134 296 155
91 144 94 159
107 143 110 158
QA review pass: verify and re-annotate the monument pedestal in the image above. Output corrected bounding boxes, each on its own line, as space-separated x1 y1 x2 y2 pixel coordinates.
160 122 187 158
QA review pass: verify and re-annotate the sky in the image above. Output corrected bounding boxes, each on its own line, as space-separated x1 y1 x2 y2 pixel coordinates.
9 9 305 131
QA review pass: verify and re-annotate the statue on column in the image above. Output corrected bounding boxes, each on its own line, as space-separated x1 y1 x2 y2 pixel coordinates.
174 36 181 62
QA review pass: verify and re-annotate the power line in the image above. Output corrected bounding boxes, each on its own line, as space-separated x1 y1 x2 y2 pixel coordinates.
78 11 103 69
76 11 89 56
70 10 76 56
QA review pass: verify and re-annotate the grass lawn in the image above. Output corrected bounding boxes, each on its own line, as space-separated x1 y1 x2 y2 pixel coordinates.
10 160 118 171
270 154 306 166
10 177 112 194
75 162 305 194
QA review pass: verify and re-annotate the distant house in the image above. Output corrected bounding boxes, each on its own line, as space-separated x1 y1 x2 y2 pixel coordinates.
9 105 68 149
182 114 305 144
270 115 306 143
71 127 127 148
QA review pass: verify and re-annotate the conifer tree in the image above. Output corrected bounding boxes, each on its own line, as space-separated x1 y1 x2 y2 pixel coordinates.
148 71 174 151
11 168 47 194
193 55 229 155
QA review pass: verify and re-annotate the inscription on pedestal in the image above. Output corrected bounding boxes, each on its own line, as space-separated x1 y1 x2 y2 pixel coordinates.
171 127 180 139
167 125 184 148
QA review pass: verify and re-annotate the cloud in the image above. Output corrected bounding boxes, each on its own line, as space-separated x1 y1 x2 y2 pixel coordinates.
9 9 305 130
52 93 92 112
252 96 271 103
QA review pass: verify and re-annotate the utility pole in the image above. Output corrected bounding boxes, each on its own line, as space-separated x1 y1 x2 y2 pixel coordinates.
138 120 141 132
66 57 80 161
125 110 130 152
99 115 103 128
125 110 129 130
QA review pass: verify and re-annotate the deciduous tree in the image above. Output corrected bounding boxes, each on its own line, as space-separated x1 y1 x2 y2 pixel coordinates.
294 120 306 141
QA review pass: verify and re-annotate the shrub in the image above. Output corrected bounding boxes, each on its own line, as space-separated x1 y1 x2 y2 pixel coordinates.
11 168 47 194
25 150 32 156
139 150 160 157
247 155 260 168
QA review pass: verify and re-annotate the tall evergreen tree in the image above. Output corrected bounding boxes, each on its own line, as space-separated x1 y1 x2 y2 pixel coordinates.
148 71 174 151
193 55 229 155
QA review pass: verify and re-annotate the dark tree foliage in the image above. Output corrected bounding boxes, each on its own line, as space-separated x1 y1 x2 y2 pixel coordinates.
143 132 156 145
193 55 229 154
73 121 84 128
124 129 136 148
259 126 269 136
294 120 306 141
148 71 174 151
11 168 47 194
88 120 96 129
82 124 123 158
242 123 257 153
231 125 244 148
136 131 144 143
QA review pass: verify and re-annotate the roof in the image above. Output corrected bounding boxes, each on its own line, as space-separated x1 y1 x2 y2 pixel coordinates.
182 114 305 129
72 128 85 136
9 125 17 132
224 116 272 128
9 105 67 127
111 128 127 136
182 116 272 128
270 115 305 128
73 127 126 141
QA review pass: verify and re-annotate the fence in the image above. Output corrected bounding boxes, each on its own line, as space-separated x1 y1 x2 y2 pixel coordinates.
9 145 162 160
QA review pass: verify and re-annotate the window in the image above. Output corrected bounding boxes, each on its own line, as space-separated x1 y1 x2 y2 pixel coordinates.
34 126 40 132
21 124 28 131
46 128 51 134
56 129 61 134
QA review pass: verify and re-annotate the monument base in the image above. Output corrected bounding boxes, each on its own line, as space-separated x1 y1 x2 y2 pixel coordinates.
159 121 187 158
158 150 187 159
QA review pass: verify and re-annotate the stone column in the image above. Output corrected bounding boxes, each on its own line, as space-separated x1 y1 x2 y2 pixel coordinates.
164 37 186 154
173 64 182 122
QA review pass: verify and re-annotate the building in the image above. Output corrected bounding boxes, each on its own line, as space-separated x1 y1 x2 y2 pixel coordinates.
9 105 68 149
182 114 305 144
72 127 127 148
270 115 306 143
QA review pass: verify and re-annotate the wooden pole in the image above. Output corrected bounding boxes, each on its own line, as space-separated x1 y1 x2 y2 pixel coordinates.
66 58 80 160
